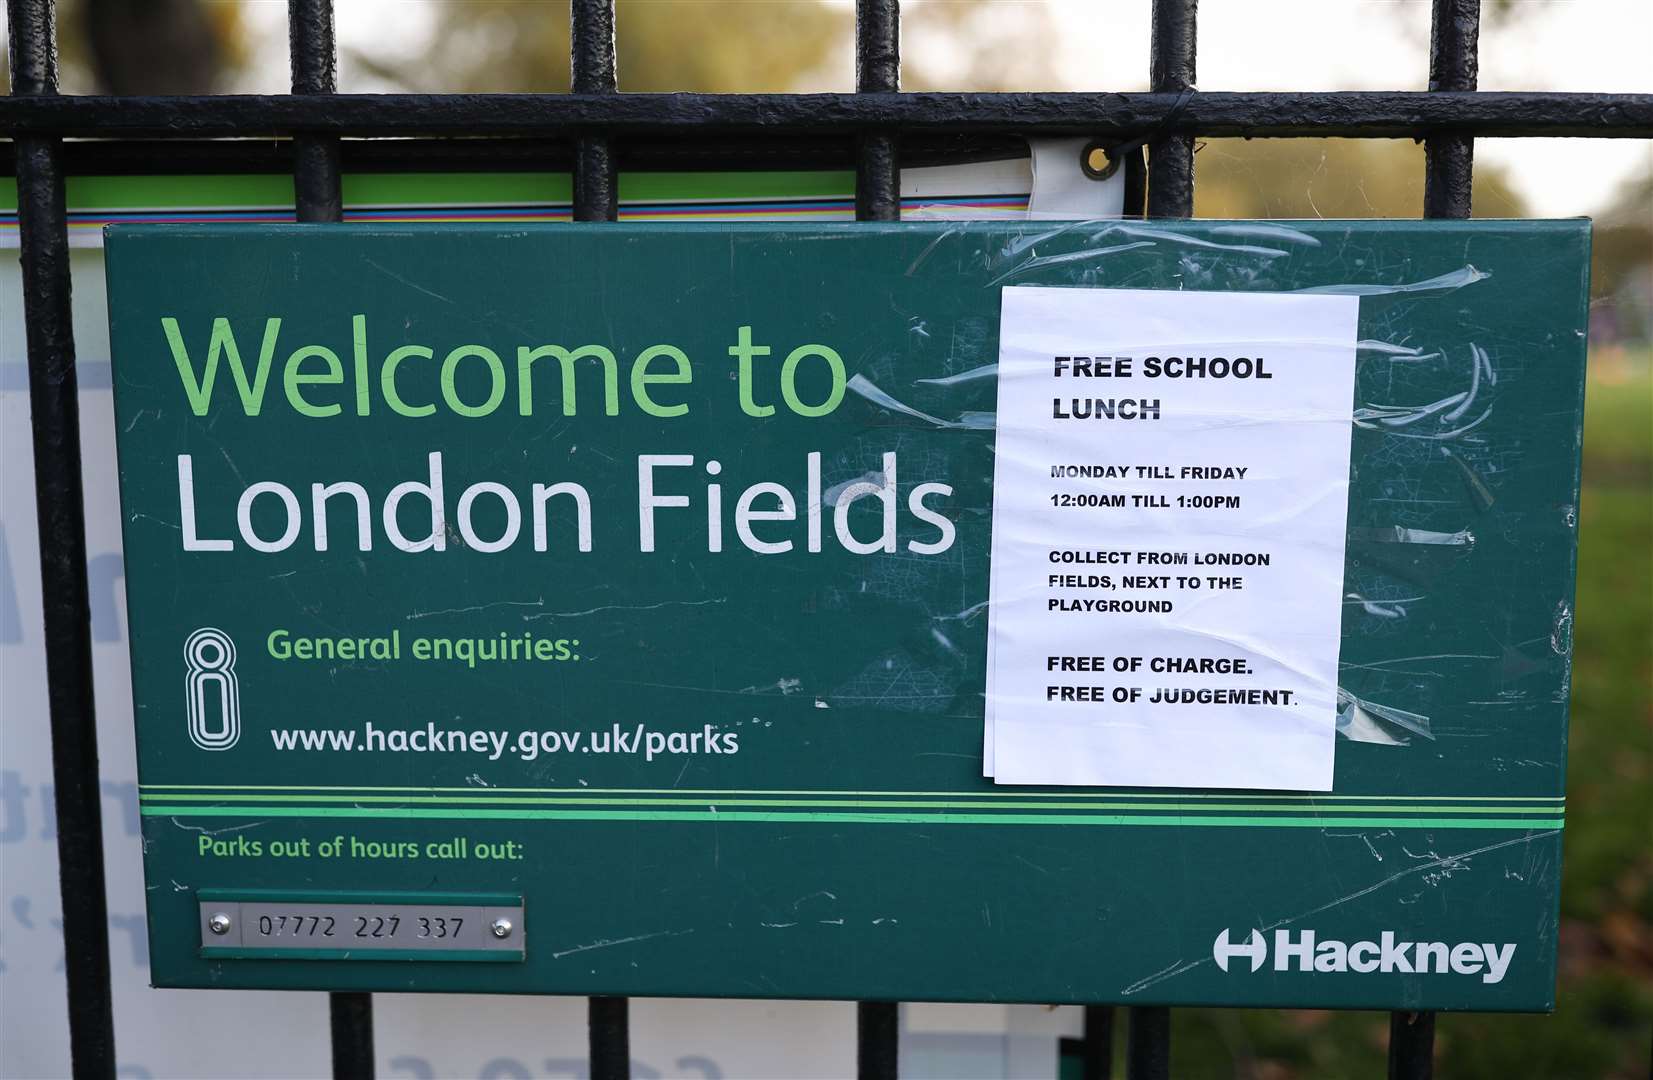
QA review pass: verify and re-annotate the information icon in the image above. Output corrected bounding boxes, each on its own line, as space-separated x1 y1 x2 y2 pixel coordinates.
184 627 240 751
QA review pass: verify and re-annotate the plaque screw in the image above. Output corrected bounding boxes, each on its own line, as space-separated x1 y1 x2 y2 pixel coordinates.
490 917 514 939
208 912 232 935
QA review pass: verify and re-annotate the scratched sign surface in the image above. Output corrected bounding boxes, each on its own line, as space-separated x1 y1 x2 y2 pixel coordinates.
107 221 1587 1009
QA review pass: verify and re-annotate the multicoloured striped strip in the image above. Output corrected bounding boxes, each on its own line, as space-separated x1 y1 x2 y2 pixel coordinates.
1 195 1030 232
0 170 1032 241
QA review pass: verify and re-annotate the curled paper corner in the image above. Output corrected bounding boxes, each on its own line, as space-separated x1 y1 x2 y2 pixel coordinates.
1336 688 1434 746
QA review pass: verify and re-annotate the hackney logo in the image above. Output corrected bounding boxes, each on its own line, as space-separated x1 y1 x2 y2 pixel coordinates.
1213 928 1517 985
184 627 241 750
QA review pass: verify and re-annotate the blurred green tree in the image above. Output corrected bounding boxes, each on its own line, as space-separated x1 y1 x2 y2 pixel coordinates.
353 0 1065 93
1195 138 1527 219
365 1 844 93
5 0 246 93
1590 168 1653 338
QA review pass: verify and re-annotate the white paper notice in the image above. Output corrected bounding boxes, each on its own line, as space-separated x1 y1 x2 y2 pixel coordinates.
986 287 1360 791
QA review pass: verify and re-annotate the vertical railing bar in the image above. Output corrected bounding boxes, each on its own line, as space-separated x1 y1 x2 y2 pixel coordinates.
1125 1007 1170 1080
1397 6 1478 1067
856 1001 899 1080
854 0 900 221
1082 1004 1115 1080
589 995 631 1080
854 0 900 1057
854 0 900 1064
290 2 373 1071
1146 0 1197 218
572 0 619 221
6 1 118 1074
1141 8 1195 1068
288 0 342 222
329 991 375 1080
1387 1010 1437 1080
570 1 626 1073
1423 0 1480 220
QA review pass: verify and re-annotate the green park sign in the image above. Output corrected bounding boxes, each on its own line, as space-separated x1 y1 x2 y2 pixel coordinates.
108 220 1588 1009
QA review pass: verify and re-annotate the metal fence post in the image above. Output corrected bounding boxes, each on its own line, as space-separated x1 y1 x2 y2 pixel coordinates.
1146 0 1197 217
589 995 631 1080
1390 5 1482 1074
1388 1010 1437 1080
1424 0 1480 220
569 3 629 1074
1125 1007 1170 1080
854 0 901 1071
857 1000 900 1080
329 991 375 1080
289 0 343 222
855 0 901 222
1136 6 1196 1070
287 2 374 1072
1082 1004 1115 1080
6 2 119 1077
572 0 619 222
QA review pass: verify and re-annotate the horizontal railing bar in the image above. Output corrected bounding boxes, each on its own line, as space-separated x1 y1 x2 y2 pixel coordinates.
2 91 1650 139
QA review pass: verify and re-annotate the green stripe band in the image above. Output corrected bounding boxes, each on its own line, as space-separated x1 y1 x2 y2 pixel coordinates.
137 784 1564 802
142 805 1565 830
136 792 1563 815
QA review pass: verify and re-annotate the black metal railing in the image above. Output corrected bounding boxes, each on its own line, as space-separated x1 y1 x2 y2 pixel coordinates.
7 2 116 1078
5 0 1651 1077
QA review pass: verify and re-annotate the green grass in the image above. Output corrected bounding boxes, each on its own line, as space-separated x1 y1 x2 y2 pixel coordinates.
1159 357 1653 1079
